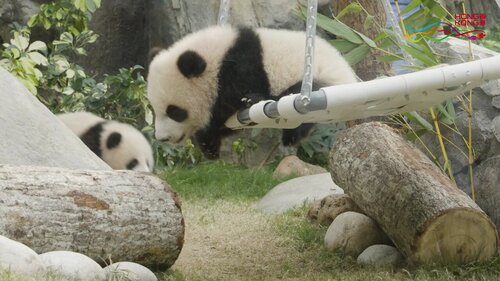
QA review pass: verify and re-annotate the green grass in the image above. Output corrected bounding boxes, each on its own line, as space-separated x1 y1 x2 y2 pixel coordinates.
161 160 286 201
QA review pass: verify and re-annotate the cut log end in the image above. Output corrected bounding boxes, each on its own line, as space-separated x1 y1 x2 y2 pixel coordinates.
412 209 498 265
329 122 499 265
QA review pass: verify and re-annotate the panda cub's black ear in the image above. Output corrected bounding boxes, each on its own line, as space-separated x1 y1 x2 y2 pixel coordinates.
107 132 122 149
177 50 207 78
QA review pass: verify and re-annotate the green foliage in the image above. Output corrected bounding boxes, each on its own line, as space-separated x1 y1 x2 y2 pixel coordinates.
295 6 376 66
27 0 100 35
0 29 47 94
155 138 203 168
296 0 478 179
231 137 258 166
481 26 500 52
298 123 344 166
0 0 197 169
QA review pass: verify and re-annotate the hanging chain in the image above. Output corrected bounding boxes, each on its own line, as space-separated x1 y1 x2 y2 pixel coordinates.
217 0 231 25
299 0 318 106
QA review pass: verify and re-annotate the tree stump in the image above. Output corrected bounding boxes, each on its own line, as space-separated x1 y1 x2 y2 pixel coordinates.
329 122 498 265
0 165 184 270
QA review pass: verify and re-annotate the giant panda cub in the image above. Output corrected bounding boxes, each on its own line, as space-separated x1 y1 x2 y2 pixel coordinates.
58 112 154 172
147 25 357 159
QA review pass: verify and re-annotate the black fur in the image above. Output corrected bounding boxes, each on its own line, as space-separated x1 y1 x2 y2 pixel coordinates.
106 132 122 149
177 50 207 78
166 105 188 122
80 122 106 157
196 27 271 159
195 27 321 159
278 81 324 146
126 158 139 170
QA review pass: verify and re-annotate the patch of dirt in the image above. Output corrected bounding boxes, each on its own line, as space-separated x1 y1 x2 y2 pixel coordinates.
172 200 310 281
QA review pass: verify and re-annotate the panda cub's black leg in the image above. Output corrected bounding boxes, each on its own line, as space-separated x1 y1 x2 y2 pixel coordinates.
277 81 321 150
195 127 234 160
194 129 222 160
281 123 315 147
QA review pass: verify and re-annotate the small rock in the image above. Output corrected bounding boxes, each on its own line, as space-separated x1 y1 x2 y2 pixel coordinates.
255 173 343 214
0 235 44 276
39 251 105 280
492 116 500 143
475 157 500 234
308 194 363 226
273 155 328 179
492 96 500 109
104 262 157 281
480 79 500 97
324 211 391 257
357 244 404 267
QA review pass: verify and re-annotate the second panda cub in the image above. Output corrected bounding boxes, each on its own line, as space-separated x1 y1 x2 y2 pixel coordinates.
58 112 154 172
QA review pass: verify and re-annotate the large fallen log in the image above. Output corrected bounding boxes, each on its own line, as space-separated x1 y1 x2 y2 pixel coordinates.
0 164 184 270
329 122 498 265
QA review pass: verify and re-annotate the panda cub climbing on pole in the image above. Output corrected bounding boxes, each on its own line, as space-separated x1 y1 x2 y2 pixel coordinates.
147 26 357 159
58 112 154 172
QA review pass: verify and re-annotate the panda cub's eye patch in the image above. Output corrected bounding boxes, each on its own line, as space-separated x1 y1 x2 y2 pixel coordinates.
166 105 188 122
106 132 122 149
126 158 138 170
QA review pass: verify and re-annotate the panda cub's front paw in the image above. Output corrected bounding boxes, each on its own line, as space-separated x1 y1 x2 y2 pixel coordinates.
241 97 254 108
241 93 268 108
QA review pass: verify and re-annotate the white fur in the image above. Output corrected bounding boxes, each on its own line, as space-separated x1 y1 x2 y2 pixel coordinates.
147 26 357 144
148 26 238 143
58 112 154 172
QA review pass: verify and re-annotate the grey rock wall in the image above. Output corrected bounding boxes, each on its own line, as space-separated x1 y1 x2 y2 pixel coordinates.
426 38 500 230
88 0 317 77
0 67 110 170
0 0 329 77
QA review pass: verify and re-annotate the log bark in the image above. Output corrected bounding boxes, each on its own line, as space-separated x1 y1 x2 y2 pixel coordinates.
0 165 184 270
329 122 498 265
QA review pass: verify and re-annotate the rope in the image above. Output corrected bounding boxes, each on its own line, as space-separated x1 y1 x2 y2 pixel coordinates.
299 0 318 107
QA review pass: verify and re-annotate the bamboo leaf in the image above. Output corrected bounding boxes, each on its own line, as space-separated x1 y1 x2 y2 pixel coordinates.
328 39 359 53
352 29 377 48
404 128 428 141
315 12 363 44
425 0 448 19
344 44 370 65
435 101 456 125
401 44 438 66
363 15 375 33
337 2 363 20
379 54 401 62
401 0 422 14
404 111 433 131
